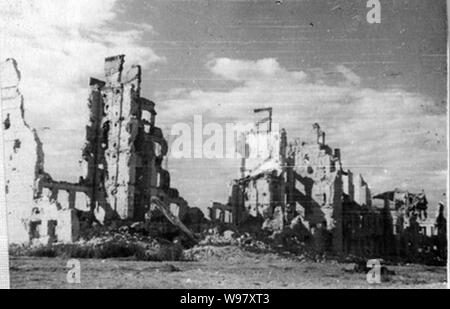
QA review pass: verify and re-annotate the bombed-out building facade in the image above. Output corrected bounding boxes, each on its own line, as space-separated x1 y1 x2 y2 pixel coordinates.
210 110 447 258
1 56 203 246
1 55 447 261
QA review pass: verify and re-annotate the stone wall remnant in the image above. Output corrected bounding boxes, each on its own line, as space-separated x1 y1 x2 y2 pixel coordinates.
1 59 46 244
2 56 204 245
211 109 446 259
80 55 191 227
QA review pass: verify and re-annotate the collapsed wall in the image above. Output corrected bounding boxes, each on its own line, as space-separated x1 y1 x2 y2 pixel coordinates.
1 59 46 244
371 189 447 258
210 113 445 258
1 59 85 245
2 56 204 245
210 120 365 253
80 55 202 233
81 56 171 221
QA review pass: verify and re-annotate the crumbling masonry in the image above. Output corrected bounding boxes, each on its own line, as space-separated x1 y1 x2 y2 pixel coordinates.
79 55 191 224
1 59 47 244
1 56 203 245
1 57 446 260
210 111 446 258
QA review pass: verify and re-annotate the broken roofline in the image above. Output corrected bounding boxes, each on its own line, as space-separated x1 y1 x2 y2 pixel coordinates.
81 54 199 226
2 55 205 245
373 189 427 201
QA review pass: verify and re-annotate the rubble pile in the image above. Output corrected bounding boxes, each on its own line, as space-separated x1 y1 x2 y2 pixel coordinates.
184 229 332 263
1 56 206 248
1 56 446 265
10 223 185 261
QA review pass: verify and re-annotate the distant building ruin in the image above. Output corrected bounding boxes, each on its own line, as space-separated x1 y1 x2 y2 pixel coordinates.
1 56 204 245
1 56 446 261
372 189 446 257
210 110 447 259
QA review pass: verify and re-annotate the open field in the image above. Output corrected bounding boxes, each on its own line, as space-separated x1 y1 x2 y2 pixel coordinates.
9 254 447 289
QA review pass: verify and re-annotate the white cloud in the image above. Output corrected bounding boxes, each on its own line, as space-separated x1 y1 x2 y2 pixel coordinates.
207 58 307 82
0 0 163 180
158 57 447 207
336 64 361 86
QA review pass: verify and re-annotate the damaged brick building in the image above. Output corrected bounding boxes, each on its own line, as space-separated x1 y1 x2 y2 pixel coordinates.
210 110 447 259
1 56 446 261
1 56 204 245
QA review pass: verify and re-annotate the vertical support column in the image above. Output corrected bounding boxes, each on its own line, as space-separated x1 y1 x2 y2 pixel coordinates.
331 174 344 255
119 65 142 220
68 191 76 209
83 78 107 213
104 55 125 217
103 56 142 220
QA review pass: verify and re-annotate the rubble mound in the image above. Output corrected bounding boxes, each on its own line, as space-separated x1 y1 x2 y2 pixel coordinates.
184 230 325 263
184 230 268 262
184 245 252 262
10 223 185 261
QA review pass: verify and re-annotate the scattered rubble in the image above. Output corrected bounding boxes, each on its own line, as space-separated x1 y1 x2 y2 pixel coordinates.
10 223 185 261
1 56 206 248
1 56 446 265
157 264 181 273
210 110 447 263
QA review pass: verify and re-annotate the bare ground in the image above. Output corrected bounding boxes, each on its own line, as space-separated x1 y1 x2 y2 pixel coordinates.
9 252 447 289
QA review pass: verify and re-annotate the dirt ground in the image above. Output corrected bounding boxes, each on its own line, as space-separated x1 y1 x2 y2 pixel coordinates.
9 250 447 289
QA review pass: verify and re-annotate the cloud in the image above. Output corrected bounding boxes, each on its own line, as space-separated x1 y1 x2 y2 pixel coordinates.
207 58 307 82
158 57 447 207
336 65 361 86
0 0 163 180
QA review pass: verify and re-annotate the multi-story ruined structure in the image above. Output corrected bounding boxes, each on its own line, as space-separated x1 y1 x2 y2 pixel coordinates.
1 57 446 260
1 56 202 245
210 114 370 254
78 55 189 223
371 189 447 258
210 110 446 258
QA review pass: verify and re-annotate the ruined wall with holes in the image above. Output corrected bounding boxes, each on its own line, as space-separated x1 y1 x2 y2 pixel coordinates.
214 120 447 258
80 55 192 226
1 59 45 244
1 59 83 245
2 56 204 245
286 128 372 253
286 128 344 252
213 121 378 254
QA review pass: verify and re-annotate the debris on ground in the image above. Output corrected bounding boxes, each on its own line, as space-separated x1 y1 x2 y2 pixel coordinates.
158 264 181 273
10 223 185 262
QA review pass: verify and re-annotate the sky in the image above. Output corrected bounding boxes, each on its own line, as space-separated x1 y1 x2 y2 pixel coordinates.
0 0 448 215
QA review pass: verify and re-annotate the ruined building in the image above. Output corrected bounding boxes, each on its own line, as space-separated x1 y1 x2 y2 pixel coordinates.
372 190 447 258
1 56 203 245
1 57 446 260
1 59 48 244
210 110 446 258
78 55 192 224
